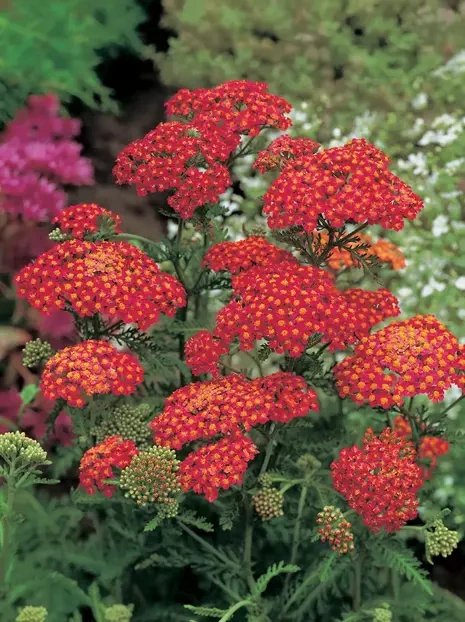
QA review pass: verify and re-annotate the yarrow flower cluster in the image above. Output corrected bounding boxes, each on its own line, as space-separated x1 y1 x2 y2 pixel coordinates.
15 238 186 330
114 121 236 218
104 605 134 622
15 606 48 622
318 232 406 272
201 255 399 358
22 338 54 368
184 330 229 377
166 80 292 137
334 315 461 408
393 416 450 479
150 372 318 450
178 433 259 502
120 445 181 507
0 94 93 221
79 435 139 497
52 203 122 240
41 340 144 407
316 506 355 554
331 428 424 533
425 519 460 562
263 138 424 232
253 134 320 173
0 431 48 468
252 485 285 521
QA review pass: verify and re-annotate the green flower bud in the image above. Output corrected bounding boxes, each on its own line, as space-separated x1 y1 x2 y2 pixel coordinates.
16 606 48 622
120 446 181 507
104 604 134 622
252 487 284 521
373 603 392 622
425 519 460 562
0 432 48 467
157 499 180 519
296 453 321 473
258 473 273 489
93 403 152 448
49 228 71 242
22 339 54 368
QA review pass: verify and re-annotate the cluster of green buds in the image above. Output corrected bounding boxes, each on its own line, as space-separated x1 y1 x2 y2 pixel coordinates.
252 474 284 521
93 403 152 448
296 453 321 476
425 519 460 563
22 339 54 368
15 606 48 622
48 228 72 242
316 506 355 555
0 432 49 472
104 604 134 622
372 603 392 622
119 445 181 511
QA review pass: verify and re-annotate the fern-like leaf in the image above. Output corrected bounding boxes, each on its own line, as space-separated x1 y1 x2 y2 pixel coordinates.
252 562 300 598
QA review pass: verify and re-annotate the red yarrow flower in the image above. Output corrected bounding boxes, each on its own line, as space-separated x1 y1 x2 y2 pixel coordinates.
41 340 144 407
331 428 424 533
263 138 423 232
150 372 318 449
393 416 450 479
178 432 259 502
79 435 139 497
15 239 186 331
184 330 229 376
334 315 460 408
113 120 236 218
253 134 320 173
211 261 399 356
166 80 292 137
52 203 122 239
318 232 406 271
202 236 298 275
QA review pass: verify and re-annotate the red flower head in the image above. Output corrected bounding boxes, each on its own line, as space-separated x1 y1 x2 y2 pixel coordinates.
321 233 406 272
41 340 144 407
79 435 139 497
15 239 186 330
184 330 229 376
166 81 292 137
212 262 399 356
253 372 319 423
455 344 465 391
263 138 424 232
202 236 298 275
179 433 259 502
52 203 122 239
150 374 272 449
254 134 320 173
333 315 460 408
113 120 236 218
331 428 424 533
393 416 450 479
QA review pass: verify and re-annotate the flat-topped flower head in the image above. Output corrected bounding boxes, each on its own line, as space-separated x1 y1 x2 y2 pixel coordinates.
41 340 144 407
179 432 259 502
202 236 298 275
52 203 122 239
263 138 423 232
212 262 399 356
184 330 229 376
319 232 406 271
334 315 460 408
331 428 424 533
253 372 319 423
0 431 48 467
113 120 236 218
79 435 138 498
15 239 186 330
166 80 292 137
254 134 320 173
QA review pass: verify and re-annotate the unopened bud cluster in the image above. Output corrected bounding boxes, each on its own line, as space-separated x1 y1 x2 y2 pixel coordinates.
49 228 71 242
425 519 460 561
252 485 284 521
316 506 355 554
0 432 48 467
16 606 48 622
297 453 321 474
93 403 152 448
373 603 392 622
104 604 133 622
120 445 181 507
22 338 54 368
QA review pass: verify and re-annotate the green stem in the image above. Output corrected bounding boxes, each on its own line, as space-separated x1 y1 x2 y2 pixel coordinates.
258 423 277 479
437 394 465 419
352 554 362 611
218 600 253 622
178 521 235 569
243 500 256 592
289 484 308 567
0 474 16 593
115 233 158 246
